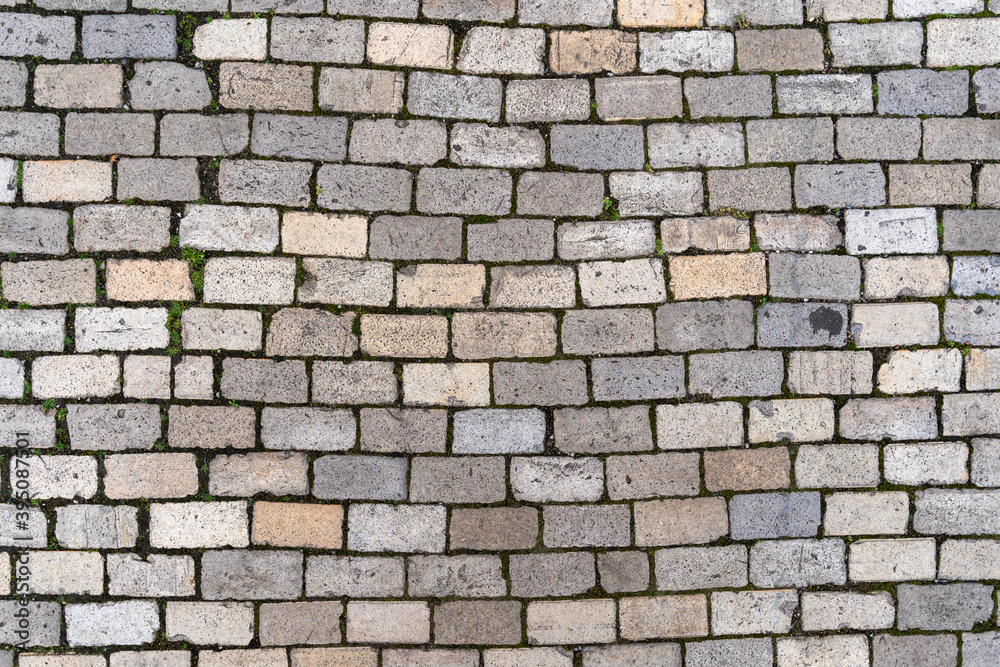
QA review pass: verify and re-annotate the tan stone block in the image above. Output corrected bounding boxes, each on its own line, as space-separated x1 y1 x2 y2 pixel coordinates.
966 348 1000 390
551 30 637 75
252 501 343 549
669 252 767 300
704 447 791 492
396 264 485 309
291 648 377 667
634 497 729 546
712 590 797 634
661 216 750 253
123 355 171 399
402 363 490 407
748 398 836 443
34 64 123 109
23 161 112 203
2 259 96 305
105 453 199 499
149 501 249 549
282 212 367 258
849 538 936 582
619 595 708 639
360 314 448 358
368 22 453 69
825 491 909 535
107 259 195 301
526 600 616 645
346 601 430 644
209 452 309 497
452 312 557 359
619 0 703 26
289 648 376 667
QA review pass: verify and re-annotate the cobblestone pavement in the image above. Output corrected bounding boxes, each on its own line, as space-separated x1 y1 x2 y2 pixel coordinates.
1 0 1000 664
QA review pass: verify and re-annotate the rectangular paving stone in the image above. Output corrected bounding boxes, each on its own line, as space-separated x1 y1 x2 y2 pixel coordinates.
705 447 791 492
167 405 256 449
434 600 522 646
468 219 554 261
316 164 412 213
0 206 68 255
649 123 744 169
639 30 734 72
758 302 849 348
202 550 302 600
412 457 506 504
450 123 545 168
797 444 881 489
526 600 616 645
685 75 773 118
927 17 1000 66
517 171 604 217
729 492 821 540
747 118 833 163
253 115 347 162
0 112 59 156
75 307 168 352
306 556 403 598
777 73 873 114
706 0 804 25
117 158 200 202
130 62 211 111
193 18 268 60
416 168 511 215
458 26 545 75
838 117 922 161
319 68 404 114
595 75 682 120
353 119 446 166
689 350 783 397
551 125 644 171
160 114 249 156
737 28 824 72
852 302 939 348
408 72 501 121
708 168 792 211
313 361 398 405
369 22 453 69
35 64 122 109
22 161 112 204
897 583 995 631
361 314 448 358
218 160 311 208
801 592 895 631
543 505 631 548
505 78 590 123
82 15 175 59
635 497 728 546
299 259 393 307
424 0 515 20
34 355 120 399
0 14 76 59
770 254 859 299
849 538 936 582
655 545 747 592
890 163 973 206
825 491 909 534
619 596 708 641
361 408 445 454
519 0 613 25
219 63 312 111
397 264 485 309
450 507 538 551
841 396 938 440
65 113 155 157
550 29 637 75
829 22 923 67
348 504 446 553
271 17 364 63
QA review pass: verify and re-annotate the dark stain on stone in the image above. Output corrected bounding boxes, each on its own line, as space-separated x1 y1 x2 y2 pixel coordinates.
809 306 844 337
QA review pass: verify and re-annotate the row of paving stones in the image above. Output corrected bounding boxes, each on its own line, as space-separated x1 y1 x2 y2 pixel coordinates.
0 588 999 646
3 0 1000 23
6 63 1000 119
7 374 1000 439
7 442 1000 503
5 158 1000 212
8 206 1000 258
12 113 1000 167
6 487 1000 547
5 637 1000 667
4 14 996 74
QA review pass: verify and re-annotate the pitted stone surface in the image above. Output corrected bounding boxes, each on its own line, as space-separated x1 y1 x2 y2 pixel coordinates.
0 3 997 662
